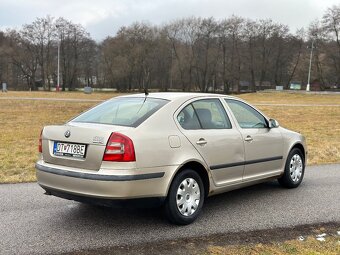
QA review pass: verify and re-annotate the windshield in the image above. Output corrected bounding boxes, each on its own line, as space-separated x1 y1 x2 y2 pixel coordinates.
71 97 169 127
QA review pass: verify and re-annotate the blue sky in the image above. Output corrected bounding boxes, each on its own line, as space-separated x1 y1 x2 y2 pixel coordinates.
0 0 338 40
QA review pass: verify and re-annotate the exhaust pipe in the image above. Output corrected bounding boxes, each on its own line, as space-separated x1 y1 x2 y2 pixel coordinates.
43 190 52 195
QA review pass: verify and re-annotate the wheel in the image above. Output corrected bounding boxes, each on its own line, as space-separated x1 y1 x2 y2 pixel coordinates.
164 169 204 225
278 148 305 188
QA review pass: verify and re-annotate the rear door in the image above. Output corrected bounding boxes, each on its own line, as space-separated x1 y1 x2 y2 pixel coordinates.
225 99 283 181
176 98 245 186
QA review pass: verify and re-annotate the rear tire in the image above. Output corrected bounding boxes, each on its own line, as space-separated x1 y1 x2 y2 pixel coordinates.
278 148 305 188
164 169 204 225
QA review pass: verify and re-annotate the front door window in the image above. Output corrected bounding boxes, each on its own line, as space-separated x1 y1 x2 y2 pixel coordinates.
226 99 267 128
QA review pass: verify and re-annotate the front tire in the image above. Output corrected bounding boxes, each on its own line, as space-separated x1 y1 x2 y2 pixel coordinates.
278 148 305 188
164 169 204 225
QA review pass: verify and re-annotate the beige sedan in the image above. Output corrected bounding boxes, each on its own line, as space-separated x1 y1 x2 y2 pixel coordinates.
36 93 306 225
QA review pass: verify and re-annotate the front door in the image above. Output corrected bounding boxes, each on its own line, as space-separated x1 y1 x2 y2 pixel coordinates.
225 99 284 181
176 98 245 186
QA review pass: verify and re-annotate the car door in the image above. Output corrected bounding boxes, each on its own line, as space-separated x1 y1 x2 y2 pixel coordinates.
176 98 245 186
225 99 283 182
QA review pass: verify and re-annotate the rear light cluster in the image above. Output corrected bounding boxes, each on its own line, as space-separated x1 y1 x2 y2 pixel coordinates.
38 129 43 153
103 132 136 162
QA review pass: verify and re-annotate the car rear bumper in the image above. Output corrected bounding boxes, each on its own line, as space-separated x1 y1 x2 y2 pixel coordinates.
41 185 165 208
35 160 173 201
36 163 165 181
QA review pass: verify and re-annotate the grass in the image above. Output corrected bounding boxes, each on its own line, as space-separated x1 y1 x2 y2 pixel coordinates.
67 224 340 254
0 91 339 183
1 90 340 104
0 90 117 100
0 99 98 183
254 105 340 165
239 91 340 105
207 235 340 255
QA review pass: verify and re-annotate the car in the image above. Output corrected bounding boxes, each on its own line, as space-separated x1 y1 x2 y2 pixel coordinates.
36 92 307 225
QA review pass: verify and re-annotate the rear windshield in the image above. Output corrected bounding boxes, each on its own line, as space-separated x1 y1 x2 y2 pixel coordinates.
71 97 169 127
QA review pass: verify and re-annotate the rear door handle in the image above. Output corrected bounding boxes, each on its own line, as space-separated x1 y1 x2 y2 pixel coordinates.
244 135 253 142
196 138 207 145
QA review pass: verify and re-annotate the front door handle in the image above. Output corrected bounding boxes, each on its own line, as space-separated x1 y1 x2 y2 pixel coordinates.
244 135 253 142
196 138 207 145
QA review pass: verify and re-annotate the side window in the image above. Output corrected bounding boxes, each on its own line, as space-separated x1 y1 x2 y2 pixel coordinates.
226 99 267 128
177 104 201 130
178 99 232 130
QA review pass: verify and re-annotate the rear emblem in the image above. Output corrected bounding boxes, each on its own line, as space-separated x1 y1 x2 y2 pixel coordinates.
93 136 104 144
64 130 71 138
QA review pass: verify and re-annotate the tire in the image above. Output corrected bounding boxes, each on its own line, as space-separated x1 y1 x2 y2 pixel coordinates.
278 148 305 188
164 169 205 225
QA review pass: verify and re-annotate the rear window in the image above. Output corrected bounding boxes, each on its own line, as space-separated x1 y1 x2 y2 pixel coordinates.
71 97 169 127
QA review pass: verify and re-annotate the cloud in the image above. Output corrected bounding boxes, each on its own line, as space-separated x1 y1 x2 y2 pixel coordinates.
0 0 339 40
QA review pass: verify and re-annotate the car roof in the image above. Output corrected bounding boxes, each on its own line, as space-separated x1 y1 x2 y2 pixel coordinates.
117 92 237 102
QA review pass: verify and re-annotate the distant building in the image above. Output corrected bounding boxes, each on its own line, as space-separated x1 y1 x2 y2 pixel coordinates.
237 80 273 92
310 79 321 91
290 82 302 90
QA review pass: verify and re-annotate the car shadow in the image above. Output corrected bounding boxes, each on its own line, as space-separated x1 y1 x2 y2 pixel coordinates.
56 180 284 228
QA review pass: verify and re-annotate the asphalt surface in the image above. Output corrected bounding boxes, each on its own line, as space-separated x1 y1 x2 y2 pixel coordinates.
1 164 339 254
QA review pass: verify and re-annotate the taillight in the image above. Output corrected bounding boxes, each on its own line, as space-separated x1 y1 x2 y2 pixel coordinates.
103 132 136 162
38 129 43 153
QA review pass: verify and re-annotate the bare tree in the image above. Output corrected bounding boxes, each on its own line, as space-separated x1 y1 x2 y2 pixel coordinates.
218 16 244 93
192 17 219 92
6 29 40 90
285 29 306 88
3 8 340 92
242 19 259 92
323 4 340 84
55 17 91 90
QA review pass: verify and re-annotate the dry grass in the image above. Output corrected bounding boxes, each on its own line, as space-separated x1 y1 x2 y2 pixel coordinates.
0 91 339 183
0 99 97 183
240 92 340 164
255 105 340 165
0 91 120 100
207 235 340 255
239 91 340 105
1 90 340 104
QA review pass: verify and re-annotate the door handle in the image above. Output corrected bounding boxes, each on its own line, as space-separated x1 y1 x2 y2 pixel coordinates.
244 135 253 142
196 138 207 145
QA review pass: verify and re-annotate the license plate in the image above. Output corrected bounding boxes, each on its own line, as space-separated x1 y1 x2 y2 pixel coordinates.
53 142 86 158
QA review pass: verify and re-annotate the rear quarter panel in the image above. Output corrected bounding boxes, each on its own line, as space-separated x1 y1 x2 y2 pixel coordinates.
124 101 207 169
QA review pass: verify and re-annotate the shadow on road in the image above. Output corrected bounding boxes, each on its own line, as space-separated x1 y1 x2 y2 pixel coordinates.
56 180 285 227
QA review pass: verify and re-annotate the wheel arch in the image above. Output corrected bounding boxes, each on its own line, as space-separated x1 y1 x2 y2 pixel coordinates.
166 160 211 198
289 142 306 161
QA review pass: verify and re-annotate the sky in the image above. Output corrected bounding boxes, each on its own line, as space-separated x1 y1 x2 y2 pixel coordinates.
0 0 338 41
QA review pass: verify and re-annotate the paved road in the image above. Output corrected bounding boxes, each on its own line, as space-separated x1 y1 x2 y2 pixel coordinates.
1 164 339 254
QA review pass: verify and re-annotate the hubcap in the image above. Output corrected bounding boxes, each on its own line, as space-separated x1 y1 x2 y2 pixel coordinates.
289 154 303 183
176 178 200 216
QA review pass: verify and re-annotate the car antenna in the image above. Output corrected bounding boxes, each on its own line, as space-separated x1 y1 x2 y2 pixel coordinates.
136 86 149 114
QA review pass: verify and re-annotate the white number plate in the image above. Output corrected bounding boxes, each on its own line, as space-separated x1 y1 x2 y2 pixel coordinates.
53 142 86 158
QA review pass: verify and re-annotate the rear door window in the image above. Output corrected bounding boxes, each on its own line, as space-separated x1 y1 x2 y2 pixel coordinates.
177 104 201 130
177 99 232 129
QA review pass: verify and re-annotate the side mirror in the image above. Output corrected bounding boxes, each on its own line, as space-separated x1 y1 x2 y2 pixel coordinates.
269 119 279 128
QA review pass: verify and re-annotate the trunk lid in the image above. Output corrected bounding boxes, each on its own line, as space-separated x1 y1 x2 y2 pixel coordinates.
42 122 133 170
